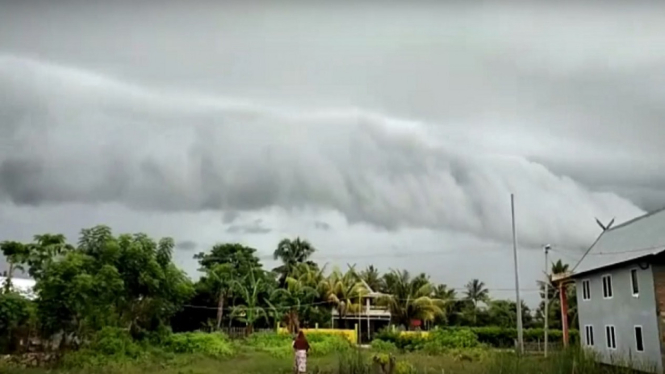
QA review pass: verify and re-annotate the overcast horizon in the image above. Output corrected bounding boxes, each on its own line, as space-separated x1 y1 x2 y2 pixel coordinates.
1 1 664 305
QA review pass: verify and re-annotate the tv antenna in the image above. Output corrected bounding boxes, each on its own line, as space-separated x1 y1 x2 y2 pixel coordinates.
595 217 615 232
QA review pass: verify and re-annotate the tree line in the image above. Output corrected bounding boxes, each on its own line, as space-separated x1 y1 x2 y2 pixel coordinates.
0 225 577 352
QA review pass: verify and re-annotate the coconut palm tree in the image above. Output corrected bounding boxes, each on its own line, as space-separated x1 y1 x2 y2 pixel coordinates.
464 279 489 325
319 267 368 326
378 269 446 329
360 265 382 292
273 237 316 286
270 273 319 333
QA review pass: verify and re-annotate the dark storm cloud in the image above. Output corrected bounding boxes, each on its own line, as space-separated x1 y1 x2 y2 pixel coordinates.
0 56 644 249
175 240 198 251
226 219 272 235
314 221 331 231
0 2 662 249
221 211 241 224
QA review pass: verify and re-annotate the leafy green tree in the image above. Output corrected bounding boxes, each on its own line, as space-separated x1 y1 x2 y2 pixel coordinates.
273 237 316 286
195 243 262 274
487 299 532 328
35 226 193 346
378 269 445 329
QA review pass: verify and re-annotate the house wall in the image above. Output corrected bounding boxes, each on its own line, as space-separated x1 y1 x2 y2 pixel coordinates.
650 257 665 371
575 261 662 373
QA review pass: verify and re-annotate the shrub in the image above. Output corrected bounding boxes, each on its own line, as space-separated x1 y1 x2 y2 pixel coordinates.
429 328 479 349
370 339 397 352
89 327 143 358
163 332 234 357
243 331 351 358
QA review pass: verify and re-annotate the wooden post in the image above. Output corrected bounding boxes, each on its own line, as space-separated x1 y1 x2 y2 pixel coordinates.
559 282 569 347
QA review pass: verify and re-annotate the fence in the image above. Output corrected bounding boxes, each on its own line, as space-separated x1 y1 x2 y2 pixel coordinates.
277 326 358 344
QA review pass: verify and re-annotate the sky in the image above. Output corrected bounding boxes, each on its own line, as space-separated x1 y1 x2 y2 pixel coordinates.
0 1 663 306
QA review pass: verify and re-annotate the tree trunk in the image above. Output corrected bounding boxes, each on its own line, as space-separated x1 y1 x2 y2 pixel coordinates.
216 293 225 330
4 261 13 292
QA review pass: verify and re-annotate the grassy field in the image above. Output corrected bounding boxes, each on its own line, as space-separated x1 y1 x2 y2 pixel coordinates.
1 349 651 374
0 329 651 374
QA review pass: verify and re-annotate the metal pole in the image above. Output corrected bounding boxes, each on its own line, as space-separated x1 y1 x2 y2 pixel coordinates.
511 194 524 354
544 244 550 357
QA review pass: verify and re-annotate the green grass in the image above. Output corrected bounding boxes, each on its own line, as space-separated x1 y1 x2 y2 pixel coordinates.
1 349 656 374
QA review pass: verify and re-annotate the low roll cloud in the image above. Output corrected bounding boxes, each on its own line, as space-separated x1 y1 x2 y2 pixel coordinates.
0 56 643 249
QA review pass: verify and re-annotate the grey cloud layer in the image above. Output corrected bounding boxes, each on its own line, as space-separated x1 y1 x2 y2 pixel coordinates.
0 56 644 249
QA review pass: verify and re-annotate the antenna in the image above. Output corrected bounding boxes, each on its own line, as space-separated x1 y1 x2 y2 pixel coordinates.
595 217 615 231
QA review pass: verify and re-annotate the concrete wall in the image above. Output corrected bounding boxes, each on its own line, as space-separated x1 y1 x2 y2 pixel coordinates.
650 260 665 370
576 261 662 373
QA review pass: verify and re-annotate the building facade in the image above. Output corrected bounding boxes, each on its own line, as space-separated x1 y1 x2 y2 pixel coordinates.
569 208 665 373
574 261 662 372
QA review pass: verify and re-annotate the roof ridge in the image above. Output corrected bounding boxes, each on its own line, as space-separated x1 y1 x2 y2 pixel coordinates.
606 206 665 232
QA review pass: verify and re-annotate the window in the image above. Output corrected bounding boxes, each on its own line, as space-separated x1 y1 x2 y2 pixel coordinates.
584 325 595 346
635 326 644 352
631 269 639 297
602 275 613 299
582 279 591 300
605 325 617 350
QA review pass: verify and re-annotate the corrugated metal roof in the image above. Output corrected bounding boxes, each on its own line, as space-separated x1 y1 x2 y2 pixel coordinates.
573 208 665 276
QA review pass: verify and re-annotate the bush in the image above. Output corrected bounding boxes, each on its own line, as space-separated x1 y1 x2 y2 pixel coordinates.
372 326 577 352
429 328 479 349
163 332 234 357
90 327 143 358
370 339 397 352
243 331 351 358
59 327 146 369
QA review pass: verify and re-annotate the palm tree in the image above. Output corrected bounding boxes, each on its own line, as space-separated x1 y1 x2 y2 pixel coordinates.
270 274 319 333
464 279 489 325
433 284 457 324
273 237 316 286
378 269 446 329
360 265 382 292
536 259 577 329
319 267 368 326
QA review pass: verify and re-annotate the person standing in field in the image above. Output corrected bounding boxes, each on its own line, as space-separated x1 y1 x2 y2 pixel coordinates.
292 330 310 373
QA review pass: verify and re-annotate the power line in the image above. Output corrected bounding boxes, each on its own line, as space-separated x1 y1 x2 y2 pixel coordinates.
180 289 542 311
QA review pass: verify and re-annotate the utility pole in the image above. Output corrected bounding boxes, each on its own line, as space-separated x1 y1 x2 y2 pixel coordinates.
511 194 524 354
543 244 551 357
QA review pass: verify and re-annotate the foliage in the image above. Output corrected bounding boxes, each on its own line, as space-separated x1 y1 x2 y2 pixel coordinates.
242 331 351 358
163 332 234 357
370 339 398 352
0 293 35 353
374 326 578 351
272 237 316 286
0 226 582 369
377 269 445 328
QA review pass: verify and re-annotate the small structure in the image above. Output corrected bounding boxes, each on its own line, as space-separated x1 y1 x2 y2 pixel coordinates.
563 208 665 373
332 280 391 343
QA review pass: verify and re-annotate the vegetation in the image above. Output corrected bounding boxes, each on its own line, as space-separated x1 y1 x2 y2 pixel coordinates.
0 225 587 373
